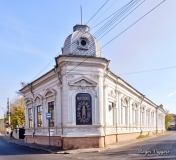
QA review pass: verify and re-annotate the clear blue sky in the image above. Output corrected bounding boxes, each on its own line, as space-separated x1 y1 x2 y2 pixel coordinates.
0 0 176 118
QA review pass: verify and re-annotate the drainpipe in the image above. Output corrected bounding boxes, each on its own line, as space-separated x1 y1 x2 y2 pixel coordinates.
53 67 63 135
28 83 35 137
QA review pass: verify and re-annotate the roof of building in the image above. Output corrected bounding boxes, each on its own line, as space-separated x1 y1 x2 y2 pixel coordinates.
62 24 101 57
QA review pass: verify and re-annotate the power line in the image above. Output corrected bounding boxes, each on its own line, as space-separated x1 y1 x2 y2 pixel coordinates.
91 0 133 30
90 0 118 27
94 0 141 37
118 65 176 76
30 0 166 83
98 0 145 40
60 0 166 78
60 1 136 73
101 0 166 49
86 0 110 24
29 1 111 82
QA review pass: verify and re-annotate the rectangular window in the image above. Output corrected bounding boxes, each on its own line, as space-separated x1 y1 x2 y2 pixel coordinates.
28 108 33 128
48 101 54 127
37 106 42 127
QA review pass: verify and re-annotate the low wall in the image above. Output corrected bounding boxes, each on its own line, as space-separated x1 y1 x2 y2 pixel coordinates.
24 130 163 149
63 137 104 149
25 135 62 147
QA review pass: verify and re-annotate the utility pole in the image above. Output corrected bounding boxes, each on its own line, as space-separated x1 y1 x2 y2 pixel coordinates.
4 114 6 136
7 98 11 134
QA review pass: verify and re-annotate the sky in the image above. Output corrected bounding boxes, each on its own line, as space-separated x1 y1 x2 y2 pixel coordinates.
0 0 176 118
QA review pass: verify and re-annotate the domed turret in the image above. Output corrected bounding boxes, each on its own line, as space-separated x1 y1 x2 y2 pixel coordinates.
62 24 101 57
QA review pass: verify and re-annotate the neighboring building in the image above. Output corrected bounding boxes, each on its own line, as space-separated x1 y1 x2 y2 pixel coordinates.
0 118 5 134
20 24 166 149
170 114 176 129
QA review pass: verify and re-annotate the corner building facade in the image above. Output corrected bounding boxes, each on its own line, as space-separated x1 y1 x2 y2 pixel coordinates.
20 24 166 149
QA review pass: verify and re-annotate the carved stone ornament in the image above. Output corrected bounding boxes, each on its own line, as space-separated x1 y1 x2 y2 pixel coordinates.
132 101 139 110
80 80 87 89
121 97 129 107
108 90 116 98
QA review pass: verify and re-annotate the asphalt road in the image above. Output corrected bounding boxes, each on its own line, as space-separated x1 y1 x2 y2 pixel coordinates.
68 131 176 160
0 131 176 160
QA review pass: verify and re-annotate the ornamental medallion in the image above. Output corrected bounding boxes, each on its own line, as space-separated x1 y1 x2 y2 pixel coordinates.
76 93 92 125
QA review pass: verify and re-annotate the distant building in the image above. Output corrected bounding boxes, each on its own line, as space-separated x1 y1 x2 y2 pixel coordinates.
0 118 5 134
20 24 166 149
170 114 176 129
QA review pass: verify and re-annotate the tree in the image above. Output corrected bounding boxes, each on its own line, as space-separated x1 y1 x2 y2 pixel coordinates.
8 97 25 130
165 110 174 129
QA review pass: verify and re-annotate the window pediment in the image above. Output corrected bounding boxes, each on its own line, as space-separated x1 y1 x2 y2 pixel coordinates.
44 89 56 98
68 76 97 89
34 94 43 106
25 98 33 107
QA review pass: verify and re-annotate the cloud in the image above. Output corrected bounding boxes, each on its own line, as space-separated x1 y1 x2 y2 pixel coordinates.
167 92 176 97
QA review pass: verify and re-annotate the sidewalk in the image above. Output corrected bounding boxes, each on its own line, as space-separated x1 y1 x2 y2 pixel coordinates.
1 131 171 154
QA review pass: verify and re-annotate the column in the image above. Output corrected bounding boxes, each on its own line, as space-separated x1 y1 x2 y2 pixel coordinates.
56 84 62 133
115 89 119 125
118 93 121 125
129 98 132 131
103 84 108 135
156 109 158 133
138 106 141 129
97 74 104 124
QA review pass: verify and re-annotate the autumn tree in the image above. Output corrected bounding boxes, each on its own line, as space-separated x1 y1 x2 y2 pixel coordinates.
9 97 25 129
165 110 174 129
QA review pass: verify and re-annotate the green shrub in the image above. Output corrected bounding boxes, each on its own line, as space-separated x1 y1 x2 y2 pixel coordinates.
137 134 149 139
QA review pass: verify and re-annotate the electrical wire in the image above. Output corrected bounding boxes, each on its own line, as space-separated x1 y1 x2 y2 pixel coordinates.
118 65 176 76
94 0 141 37
101 0 166 49
30 0 165 83
91 0 133 30
86 0 110 24
90 0 118 27
30 0 111 82
60 0 166 78
98 0 145 40
60 1 135 73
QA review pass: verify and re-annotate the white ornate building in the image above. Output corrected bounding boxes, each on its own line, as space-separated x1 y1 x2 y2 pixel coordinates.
20 24 166 149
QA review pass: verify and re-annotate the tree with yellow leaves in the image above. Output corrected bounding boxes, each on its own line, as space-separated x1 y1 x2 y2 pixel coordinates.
165 110 174 129
8 97 25 129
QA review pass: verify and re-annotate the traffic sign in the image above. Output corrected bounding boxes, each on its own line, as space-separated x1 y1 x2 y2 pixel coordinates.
46 113 51 120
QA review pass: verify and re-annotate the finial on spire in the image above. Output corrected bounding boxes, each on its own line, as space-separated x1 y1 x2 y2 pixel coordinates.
80 5 82 24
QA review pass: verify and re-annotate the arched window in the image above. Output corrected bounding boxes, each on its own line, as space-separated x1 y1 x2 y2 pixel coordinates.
121 97 128 126
132 102 138 126
25 98 33 128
